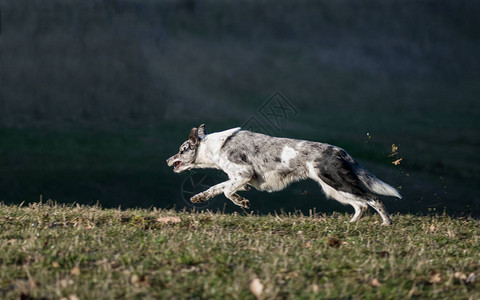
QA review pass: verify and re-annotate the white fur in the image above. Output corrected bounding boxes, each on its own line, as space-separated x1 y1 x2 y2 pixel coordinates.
281 146 298 165
195 127 241 170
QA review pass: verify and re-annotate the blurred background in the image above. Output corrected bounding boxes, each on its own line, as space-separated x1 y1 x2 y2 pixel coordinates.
1 0 479 216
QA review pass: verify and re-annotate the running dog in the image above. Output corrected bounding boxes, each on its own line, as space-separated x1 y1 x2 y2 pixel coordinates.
167 124 401 225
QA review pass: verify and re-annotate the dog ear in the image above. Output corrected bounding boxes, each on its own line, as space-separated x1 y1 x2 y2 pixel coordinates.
189 127 199 145
197 124 207 139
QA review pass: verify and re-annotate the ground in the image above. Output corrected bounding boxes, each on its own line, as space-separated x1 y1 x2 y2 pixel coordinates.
0 203 479 299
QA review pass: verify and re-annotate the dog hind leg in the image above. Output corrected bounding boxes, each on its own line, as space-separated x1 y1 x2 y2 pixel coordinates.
366 197 392 226
350 201 368 223
307 162 391 225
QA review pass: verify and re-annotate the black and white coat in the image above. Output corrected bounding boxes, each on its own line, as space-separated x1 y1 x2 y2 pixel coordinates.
167 125 401 225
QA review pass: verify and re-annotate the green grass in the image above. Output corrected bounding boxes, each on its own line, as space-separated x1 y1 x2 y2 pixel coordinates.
1 203 479 299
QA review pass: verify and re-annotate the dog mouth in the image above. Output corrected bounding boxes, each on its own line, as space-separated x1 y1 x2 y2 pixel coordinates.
173 161 183 171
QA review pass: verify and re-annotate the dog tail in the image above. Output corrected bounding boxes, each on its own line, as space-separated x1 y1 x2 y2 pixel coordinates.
354 166 402 199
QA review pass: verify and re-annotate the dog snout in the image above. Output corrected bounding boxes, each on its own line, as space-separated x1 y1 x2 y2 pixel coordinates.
166 155 177 166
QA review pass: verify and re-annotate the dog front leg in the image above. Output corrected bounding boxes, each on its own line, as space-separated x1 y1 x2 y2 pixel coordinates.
190 181 230 204
191 178 252 209
224 192 250 209
237 184 251 191
222 177 253 209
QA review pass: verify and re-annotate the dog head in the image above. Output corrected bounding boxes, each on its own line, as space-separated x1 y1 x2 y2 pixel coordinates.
166 124 207 173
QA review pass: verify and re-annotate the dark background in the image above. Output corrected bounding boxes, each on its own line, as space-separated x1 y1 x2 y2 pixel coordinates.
1 0 479 216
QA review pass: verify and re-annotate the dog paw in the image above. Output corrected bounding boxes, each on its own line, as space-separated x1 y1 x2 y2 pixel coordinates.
190 194 207 203
240 199 250 209
381 221 393 226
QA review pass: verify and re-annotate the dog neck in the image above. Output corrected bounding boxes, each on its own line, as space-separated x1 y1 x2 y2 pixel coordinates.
194 127 241 169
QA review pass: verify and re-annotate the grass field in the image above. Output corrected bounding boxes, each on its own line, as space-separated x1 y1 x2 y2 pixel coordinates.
1 3 479 297
1 202 479 299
